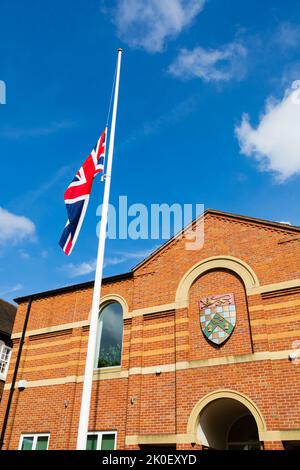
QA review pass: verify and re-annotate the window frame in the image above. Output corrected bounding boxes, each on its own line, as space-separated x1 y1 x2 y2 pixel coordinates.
0 343 12 381
94 301 124 370
18 433 50 450
87 431 117 450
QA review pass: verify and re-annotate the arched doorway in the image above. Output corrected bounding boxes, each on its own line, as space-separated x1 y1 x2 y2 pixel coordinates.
198 398 262 450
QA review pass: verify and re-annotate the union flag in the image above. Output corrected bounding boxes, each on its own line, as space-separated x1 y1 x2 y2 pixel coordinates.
59 129 107 255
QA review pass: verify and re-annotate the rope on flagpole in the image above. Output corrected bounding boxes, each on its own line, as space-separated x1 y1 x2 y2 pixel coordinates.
100 59 118 183
106 58 118 128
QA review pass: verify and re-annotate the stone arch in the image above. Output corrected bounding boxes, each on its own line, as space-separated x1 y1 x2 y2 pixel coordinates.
175 255 260 308
187 389 267 445
99 294 128 315
88 293 129 321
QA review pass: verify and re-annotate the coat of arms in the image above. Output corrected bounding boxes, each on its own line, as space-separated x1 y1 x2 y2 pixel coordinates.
199 293 236 346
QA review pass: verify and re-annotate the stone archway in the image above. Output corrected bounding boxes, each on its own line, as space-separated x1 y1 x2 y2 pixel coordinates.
175 255 260 308
187 390 266 450
198 398 262 450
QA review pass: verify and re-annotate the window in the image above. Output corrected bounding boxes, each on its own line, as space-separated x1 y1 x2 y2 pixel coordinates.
95 302 123 368
86 432 117 450
19 434 50 450
0 343 12 381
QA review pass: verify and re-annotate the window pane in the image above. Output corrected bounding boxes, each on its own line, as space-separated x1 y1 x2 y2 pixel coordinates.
97 302 123 368
3 347 10 360
0 346 11 377
21 436 34 450
36 436 49 450
86 435 98 450
101 434 115 450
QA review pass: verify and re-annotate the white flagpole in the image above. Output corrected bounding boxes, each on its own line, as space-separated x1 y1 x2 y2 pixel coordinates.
76 48 123 450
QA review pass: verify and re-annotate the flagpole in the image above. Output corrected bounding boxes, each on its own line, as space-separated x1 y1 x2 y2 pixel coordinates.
76 48 123 450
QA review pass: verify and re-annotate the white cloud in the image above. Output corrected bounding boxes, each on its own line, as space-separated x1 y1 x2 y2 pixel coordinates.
110 0 205 53
119 92 201 150
0 283 23 297
169 42 247 82
105 247 158 268
62 260 97 278
19 250 31 260
61 247 157 278
275 22 300 50
0 207 36 246
281 62 300 88
10 164 74 212
0 120 75 139
235 86 300 182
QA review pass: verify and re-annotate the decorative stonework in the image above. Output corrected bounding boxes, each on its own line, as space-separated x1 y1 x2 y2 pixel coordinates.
199 293 236 345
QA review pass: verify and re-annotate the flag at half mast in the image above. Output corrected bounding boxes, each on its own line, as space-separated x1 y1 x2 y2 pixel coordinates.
59 128 107 255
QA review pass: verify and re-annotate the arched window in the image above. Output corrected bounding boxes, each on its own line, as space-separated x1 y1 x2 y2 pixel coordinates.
95 301 123 369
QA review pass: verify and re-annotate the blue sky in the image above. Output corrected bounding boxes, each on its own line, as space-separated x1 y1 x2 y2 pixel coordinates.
1 0 300 302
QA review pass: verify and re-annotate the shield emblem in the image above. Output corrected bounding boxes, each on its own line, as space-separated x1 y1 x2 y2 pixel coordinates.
199 293 236 346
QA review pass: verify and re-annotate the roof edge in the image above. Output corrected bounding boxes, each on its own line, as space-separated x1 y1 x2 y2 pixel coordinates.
14 272 133 305
206 209 300 231
132 208 300 272
14 209 300 305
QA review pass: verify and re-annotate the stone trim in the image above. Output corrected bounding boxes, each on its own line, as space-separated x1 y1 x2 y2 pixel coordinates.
253 329 300 341
125 429 300 446
176 350 290 370
131 331 188 345
124 303 176 319
125 434 194 446
129 363 176 376
4 367 128 390
11 277 300 339
187 389 267 444
9 347 83 364
4 375 78 390
11 320 89 339
258 299 300 312
252 313 300 326
249 278 300 296
261 430 300 441
98 294 129 318
4 349 292 389
175 256 260 307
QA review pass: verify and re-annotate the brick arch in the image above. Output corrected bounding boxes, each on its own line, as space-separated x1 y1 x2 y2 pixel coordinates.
175 255 260 308
187 389 267 444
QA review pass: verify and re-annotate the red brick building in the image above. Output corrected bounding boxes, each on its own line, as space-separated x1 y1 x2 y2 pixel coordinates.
1 209 300 450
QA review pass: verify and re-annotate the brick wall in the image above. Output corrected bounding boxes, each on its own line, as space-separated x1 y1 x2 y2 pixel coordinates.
1 212 300 450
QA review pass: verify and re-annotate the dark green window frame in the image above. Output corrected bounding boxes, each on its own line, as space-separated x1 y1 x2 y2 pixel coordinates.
86 431 117 450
